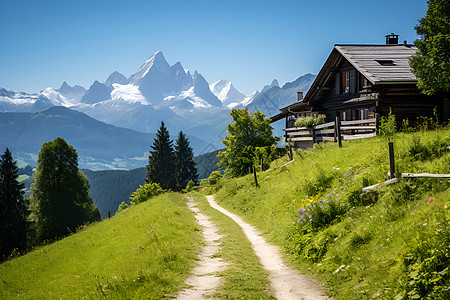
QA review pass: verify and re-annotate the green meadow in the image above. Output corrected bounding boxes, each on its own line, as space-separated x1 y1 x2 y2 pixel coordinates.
0 193 201 299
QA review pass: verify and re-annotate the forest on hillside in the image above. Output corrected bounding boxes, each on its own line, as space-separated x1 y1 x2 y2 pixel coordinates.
81 149 220 218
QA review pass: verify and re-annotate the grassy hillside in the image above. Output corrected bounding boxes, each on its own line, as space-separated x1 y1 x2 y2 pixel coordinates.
81 149 221 219
0 193 201 299
210 128 449 299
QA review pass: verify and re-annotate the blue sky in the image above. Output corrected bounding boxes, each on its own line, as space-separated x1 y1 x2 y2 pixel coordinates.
0 0 428 95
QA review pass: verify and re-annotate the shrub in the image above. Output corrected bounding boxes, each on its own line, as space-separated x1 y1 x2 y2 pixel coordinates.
183 180 197 193
346 185 362 206
207 171 223 185
359 189 379 206
130 182 164 205
117 201 129 212
294 115 325 128
407 135 448 161
379 109 396 136
302 166 336 196
381 180 415 204
297 193 347 231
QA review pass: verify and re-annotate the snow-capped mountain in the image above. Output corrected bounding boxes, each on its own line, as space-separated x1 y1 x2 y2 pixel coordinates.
210 80 246 108
248 74 315 116
57 81 86 102
1 50 316 161
0 88 54 112
81 81 113 104
105 71 129 87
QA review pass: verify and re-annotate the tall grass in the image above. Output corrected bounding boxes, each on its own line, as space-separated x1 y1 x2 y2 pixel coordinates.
0 193 201 299
212 128 449 299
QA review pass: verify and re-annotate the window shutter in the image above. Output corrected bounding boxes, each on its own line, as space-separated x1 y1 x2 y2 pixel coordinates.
350 69 356 93
335 73 340 94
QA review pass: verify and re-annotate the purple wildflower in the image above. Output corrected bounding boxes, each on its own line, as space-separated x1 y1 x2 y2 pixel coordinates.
297 207 306 214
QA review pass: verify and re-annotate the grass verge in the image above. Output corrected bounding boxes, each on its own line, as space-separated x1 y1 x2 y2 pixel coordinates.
0 193 201 299
190 192 275 299
210 128 449 299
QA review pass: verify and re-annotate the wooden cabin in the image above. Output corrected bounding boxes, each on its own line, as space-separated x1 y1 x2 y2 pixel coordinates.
271 34 449 128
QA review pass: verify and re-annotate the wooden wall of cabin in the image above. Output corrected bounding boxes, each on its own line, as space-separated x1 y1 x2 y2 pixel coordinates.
376 85 446 123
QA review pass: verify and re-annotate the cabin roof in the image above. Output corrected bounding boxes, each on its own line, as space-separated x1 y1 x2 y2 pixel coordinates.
271 44 419 122
334 44 418 84
303 44 418 104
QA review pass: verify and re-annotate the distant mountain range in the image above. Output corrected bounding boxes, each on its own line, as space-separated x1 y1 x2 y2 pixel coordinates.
0 106 207 170
1 51 315 169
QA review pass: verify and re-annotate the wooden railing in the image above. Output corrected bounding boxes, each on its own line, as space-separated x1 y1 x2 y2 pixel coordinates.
284 114 379 146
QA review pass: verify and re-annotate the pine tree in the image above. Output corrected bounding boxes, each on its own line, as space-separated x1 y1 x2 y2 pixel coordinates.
28 138 100 241
0 148 27 260
174 131 198 190
146 121 176 190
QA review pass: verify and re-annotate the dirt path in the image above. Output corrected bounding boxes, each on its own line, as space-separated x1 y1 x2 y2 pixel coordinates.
176 197 227 299
206 195 330 300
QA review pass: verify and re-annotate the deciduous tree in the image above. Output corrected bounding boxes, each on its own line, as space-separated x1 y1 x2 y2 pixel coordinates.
218 108 279 177
410 0 450 95
29 138 100 241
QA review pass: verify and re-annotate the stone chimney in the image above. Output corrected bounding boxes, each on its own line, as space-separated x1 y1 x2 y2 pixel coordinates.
297 91 303 102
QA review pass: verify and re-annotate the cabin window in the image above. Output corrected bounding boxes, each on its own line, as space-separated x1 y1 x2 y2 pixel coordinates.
356 109 369 120
359 73 370 90
341 71 350 94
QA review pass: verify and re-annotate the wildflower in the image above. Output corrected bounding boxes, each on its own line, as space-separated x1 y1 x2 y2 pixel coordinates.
308 215 312 219
297 207 306 213
301 215 306 219
299 220 304 225
428 198 434 203
328 194 332 197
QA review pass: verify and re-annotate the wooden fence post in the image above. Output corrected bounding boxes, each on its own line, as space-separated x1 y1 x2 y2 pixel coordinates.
335 116 342 148
288 139 293 160
388 142 396 179
311 127 316 144
253 166 259 187
375 113 380 134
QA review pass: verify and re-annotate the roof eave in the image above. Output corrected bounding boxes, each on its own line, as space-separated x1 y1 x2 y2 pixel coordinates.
373 79 417 85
